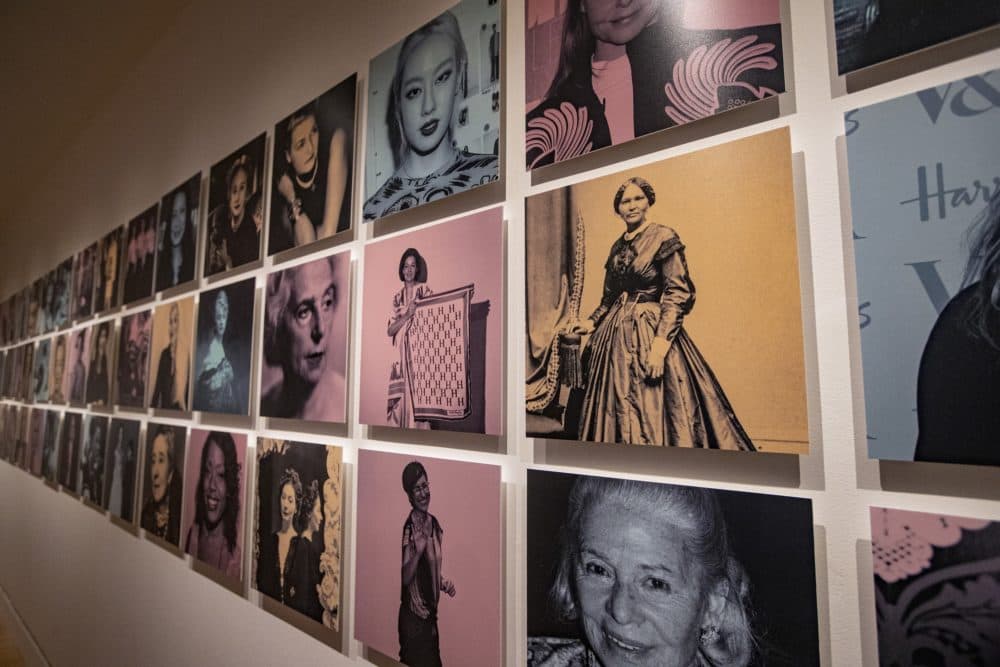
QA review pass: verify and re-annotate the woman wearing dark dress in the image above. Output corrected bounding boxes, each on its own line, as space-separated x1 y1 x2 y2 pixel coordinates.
86 322 111 406
140 425 184 544
258 468 310 612
205 156 261 275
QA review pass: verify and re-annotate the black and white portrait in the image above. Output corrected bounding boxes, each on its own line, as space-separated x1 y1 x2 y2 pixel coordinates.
363 1 500 223
269 75 356 256
148 297 194 412
27 407 46 476
73 242 97 320
78 415 109 504
140 423 187 546
85 320 115 407
93 226 124 314
205 134 266 276
193 279 255 415
50 257 73 330
48 334 68 405
32 338 50 403
115 309 151 408
122 204 158 305
41 410 61 484
155 174 201 293
57 411 82 491
527 470 820 667
67 328 91 406
261 253 350 424
104 418 139 523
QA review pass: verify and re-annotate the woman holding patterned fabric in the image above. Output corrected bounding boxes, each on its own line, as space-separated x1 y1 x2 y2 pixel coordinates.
386 249 434 430
571 177 752 449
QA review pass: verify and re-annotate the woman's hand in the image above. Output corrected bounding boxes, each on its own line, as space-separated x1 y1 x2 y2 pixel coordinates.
646 336 669 380
441 578 456 597
569 319 595 335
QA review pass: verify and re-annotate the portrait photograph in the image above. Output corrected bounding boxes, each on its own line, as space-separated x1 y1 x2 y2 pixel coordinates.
525 128 808 453
48 334 68 405
32 337 50 403
50 257 73 330
78 414 109 504
147 296 194 412
27 407 46 477
205 134 266 276
41 409 61 484
355 449 502 667
261 252 350 424
140 423 188 546
57 411 83 491
870 507 1000 667
269 74 356 256
192 278 255 415
155 173 201 293
0 405 17 463
103 418 139 523
115 309 151 408
73 242 97 320
122 204 159 305
181 429 247 579
67 327 91 406
28 277 44 336
14 406 29 469
847 68 1000 466
525 0 785 169
834 0 1000 74
18 342 34 403
359 207 504 434
363 0 500 223
253 439 343 631
93 226 124 314
527 469 820 667
85 320 116 407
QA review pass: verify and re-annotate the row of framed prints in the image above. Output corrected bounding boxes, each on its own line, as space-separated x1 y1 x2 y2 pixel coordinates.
2 416 999 667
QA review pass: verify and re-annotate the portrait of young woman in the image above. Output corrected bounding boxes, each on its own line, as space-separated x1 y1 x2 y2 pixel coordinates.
155 174 201 293
205 134 266 276
192 279 255 415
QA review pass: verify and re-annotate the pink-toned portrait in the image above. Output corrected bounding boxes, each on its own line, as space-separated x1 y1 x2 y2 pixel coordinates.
359 207 504 435
181 429 248 579
355 449 502 667
66 328 91 406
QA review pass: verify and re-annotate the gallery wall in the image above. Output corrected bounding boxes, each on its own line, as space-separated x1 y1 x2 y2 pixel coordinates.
0 0 998 666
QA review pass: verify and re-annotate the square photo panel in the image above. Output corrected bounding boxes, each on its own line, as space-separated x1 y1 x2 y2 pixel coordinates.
73 242 98 320
41 409 61 484
67 327 91 406
253 439 344 632
115 309 152 409
525 0 785 169
269 74 357 256
93 226 124 314
48 333 69 405
359 207 504 434
205 134 266 277
363 0 500 223
122 204 159 305
104 418 140 524
525 128 807 453
78 414 109 505
32 338 50 403
847 68 1000 466
28 277 44 336
18 342 34 403
181 429 248 579
156 174 202 293
27 407 46 477
871 507 1000 666
527 469 820 666
51 257 73 330
140 423 188 546
85 320 116 408
193 278 255 415
14 407 29 469
355 449 502 667
148 296 195 412
0 406 16 462
261 251 350 423
57 411 82 491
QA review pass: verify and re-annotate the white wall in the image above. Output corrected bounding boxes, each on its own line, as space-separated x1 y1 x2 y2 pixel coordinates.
1 0 999 665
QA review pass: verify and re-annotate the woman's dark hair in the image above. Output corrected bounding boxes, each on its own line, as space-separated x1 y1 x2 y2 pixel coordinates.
543 2 595 100
613 176 656 213
398 248 428 283
194 431 241 553
401 460 427 495
298 478 322 533
278 467 303 521
962 189 1000 349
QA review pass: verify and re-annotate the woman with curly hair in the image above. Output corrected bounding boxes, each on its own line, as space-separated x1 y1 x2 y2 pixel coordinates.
185 431 242 578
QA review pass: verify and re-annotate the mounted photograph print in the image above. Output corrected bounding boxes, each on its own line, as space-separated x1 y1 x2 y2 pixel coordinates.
104 418 140 523
32 338 50 403
525 128 807 452
156 174 201 292
78 414 109 504
525 0 785 169
85 320 116 407
73 242 97 320
122 204 159 304
148 297 194 412
41 410 61 484
57 411 82 491
193 279 255 415
48 334 68 404
115 309 151 408
50 257 72 330
261 251 350 423
206 134 266 276
527 469 820 667
93 226 124 314
18 343 34 403
67 328 91 406
834 0 1000 75
870 507 1000 666
359 207 504 434
14 407 29 469
253 439 344 631
355 449 502 667
269 74 357 256
140 423 188 546
846 68 1000 466
363 0 500 223
28 277 44 336
182 429 247 579
27 407 46 476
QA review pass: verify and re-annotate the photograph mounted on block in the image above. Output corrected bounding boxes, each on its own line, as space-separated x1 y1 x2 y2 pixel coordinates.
73 242 97 320
193 279 255 415
354 449 502 667
85 320 116 407
94 226 124 314
360 207 504 434
41 410 61 484
527 469 820 667
846 68 1000 466
833 0 1000 75
32 338 50 403
115 309 151 408
261 251 350 424
148 297 194 412
253 439 344 632
78 414 109 504
269 75 357 256
104 418 140 523
67 328 91 406
50 257 72 330
27 408 46 477
57 411 82 491
140 423 188 546
870 507 1000 666
205 134 266 276
525 0 785 169
122 204 159 305
363 0 501 223
525 128 807 453
48 334 68 404
156 174 201 293
182 429 247 579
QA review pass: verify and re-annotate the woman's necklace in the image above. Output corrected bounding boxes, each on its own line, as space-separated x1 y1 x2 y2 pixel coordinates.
295 159 318 191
